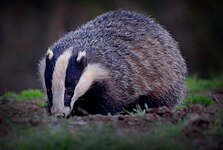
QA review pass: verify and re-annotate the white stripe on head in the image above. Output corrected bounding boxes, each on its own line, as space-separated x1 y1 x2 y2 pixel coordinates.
38 57 46 93
76 51 86 62
69 63 109 115
51 48 72 115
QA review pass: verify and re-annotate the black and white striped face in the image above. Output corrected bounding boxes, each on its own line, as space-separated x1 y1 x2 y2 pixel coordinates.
39 48 87 117
38 47 109 117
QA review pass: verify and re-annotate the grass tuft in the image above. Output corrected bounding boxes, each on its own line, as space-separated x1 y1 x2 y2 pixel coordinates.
176 95 213 110
186 75 223 93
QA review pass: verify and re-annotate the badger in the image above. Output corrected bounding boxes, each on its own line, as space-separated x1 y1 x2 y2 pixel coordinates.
38 10 187 117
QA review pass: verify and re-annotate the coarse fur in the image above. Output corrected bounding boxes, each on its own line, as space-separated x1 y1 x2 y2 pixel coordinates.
38 10 187 117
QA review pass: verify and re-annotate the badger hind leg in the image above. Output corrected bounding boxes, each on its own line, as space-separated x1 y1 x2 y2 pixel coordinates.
136 89 182 111
124 90 182 113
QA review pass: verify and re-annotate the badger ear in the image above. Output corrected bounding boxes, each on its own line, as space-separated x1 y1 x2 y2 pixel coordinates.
76 51 87 66
46 49 54 59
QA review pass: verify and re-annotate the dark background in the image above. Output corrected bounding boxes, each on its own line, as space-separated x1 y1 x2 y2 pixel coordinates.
0 0 223 94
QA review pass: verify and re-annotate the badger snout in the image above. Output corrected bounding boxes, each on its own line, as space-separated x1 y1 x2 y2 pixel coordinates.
50 106 70 118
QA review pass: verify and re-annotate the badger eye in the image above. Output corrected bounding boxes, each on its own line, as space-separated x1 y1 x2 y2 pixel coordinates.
65 89 73 97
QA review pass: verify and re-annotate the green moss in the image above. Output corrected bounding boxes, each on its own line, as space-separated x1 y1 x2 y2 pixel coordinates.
2 89 45 102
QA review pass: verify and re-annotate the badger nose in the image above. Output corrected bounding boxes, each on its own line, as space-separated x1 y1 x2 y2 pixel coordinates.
50 108 64 117
53 112 65 118
50 107 70 118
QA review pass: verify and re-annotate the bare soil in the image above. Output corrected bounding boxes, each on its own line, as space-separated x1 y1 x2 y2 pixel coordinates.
0 90 223 150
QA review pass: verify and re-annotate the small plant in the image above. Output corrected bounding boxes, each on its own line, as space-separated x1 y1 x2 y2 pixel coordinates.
2 89 45 102
122 103 148 116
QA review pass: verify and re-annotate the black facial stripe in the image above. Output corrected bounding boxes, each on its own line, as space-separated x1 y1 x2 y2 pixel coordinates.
64 52 85 107
44 57 55 107
44 48 64 108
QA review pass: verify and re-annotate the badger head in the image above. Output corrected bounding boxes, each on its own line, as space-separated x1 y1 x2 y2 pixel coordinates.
38 47 109 117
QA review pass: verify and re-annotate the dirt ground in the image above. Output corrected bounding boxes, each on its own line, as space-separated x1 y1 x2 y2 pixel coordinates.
0 90 223 149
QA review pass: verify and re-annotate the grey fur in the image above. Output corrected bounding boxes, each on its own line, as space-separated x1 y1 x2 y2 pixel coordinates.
44 10 187 115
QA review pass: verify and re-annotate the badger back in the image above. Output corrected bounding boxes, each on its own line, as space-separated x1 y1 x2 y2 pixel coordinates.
76 10 187 107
